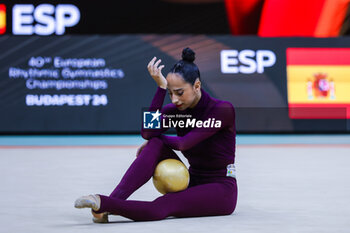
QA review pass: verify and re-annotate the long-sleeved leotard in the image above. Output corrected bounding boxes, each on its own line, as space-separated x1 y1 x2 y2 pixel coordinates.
141 87 236 172
96 87 237 221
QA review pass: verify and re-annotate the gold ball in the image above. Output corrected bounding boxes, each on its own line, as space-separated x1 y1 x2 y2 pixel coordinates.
153 159 189 194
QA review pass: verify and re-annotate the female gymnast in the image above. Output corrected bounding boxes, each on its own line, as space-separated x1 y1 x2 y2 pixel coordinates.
75 47 238 223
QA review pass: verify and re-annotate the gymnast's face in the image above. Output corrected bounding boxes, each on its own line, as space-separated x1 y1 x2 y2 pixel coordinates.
166 73 201 111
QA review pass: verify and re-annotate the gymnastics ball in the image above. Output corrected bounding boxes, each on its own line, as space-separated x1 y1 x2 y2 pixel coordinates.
153 159 189 194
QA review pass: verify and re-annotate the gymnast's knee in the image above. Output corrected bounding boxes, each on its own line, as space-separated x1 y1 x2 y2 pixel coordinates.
147 137 163 145
138 137 169 159
144 137 167 151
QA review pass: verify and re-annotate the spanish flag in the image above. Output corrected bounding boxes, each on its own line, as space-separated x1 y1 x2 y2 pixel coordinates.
287 48 350 119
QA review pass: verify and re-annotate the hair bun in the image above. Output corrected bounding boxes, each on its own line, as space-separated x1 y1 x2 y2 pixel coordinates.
182 47 195 63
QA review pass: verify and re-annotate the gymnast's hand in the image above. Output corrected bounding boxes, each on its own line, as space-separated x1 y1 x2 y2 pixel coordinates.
136 140 148 157
147 57 167 89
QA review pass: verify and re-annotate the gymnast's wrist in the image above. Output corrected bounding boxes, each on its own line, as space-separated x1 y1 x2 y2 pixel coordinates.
158 84 167 90
158 83 167 90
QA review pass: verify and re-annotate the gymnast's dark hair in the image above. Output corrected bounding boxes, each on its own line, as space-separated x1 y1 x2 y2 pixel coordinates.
169 47 200 85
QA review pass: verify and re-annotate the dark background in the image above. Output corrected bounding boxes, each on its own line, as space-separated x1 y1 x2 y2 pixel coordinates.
2 0 230 34
1 1 349 134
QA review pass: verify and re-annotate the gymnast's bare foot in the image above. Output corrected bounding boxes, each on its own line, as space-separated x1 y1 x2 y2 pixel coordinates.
91 210 109 223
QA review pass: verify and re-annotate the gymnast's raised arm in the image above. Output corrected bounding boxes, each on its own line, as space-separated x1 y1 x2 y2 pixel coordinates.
140 57 171 140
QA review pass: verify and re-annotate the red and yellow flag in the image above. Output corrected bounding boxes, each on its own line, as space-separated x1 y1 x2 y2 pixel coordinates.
0 4 5 35
287 48 350 119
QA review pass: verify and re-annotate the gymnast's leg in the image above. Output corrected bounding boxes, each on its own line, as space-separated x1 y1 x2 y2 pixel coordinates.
82 137 180 220
96 178 237 221
109 137 181 200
